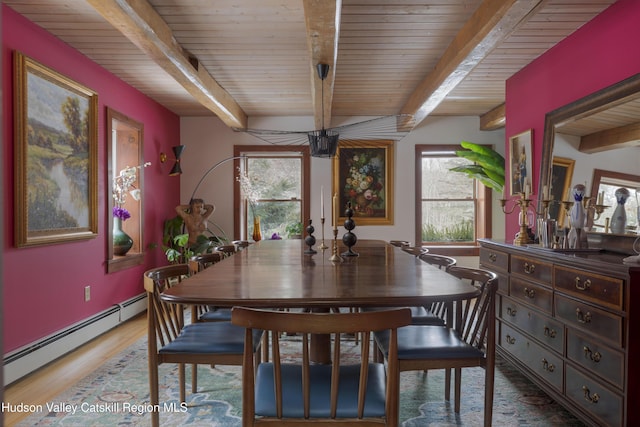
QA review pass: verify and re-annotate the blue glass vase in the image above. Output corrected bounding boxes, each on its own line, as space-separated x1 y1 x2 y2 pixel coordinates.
113 217 133 256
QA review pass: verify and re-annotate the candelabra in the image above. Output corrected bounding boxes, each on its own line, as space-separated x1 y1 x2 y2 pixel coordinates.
501 192 535 246
560 197 609 229
585 196 609 223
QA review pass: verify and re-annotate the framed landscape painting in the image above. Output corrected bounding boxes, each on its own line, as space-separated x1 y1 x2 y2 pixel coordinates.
332 140 394 226
14 51 98 247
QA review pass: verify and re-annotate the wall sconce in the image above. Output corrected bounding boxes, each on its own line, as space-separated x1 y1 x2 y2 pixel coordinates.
160 145 185 176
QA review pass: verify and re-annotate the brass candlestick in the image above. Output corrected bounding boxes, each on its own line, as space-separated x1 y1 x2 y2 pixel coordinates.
330 227 342 263
501 193 535 246
318 217 328 250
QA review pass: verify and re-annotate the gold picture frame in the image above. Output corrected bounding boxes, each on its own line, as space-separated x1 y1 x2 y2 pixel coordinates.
509 129 533 196
14 51 98 247
549 156 575 228
332 140 394 226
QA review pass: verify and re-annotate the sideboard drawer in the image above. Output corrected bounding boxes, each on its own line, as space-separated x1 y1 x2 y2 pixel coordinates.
555 294 623 347
500 295 563 354
510 276 553 314
494 271 509 295
500 323 563 392
566 329 624 389
510 255 552 285
565 364 623 427
555 265 623 311
480 248 509 273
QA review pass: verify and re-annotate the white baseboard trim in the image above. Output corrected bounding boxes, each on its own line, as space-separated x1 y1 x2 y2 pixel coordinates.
3 293 146 386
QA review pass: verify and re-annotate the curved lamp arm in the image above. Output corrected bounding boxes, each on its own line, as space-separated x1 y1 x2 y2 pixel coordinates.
189 155 247 201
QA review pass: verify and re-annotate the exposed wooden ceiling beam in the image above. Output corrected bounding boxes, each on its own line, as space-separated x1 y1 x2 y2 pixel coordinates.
579 122 640 153
480 103 506 130
303 0 341 130
401 0 544 127
86 0 247 129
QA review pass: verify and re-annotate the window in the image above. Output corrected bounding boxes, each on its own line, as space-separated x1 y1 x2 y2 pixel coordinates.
233 146 310 240
415 145 492 256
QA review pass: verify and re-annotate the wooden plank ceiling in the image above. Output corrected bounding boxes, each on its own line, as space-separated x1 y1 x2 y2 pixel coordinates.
4 0 618 132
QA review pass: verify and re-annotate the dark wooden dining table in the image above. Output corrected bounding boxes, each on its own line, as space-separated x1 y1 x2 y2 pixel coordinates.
161 239 481 362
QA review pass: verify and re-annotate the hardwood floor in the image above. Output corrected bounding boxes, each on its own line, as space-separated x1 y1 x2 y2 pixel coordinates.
3 313 146 426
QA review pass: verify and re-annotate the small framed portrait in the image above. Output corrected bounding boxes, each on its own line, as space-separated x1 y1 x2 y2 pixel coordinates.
509 129 533 196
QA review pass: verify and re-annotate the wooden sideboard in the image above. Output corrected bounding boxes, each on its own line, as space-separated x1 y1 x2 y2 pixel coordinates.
478 239 640 426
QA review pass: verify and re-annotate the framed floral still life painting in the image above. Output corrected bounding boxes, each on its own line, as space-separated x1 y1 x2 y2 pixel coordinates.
332 140 394 225
14 51 98 247
509 129 533 196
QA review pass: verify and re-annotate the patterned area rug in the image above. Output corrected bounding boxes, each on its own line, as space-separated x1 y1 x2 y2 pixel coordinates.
16 335 585 426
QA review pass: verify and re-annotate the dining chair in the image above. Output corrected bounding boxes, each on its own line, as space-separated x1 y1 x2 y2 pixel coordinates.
418 253 457 320
401 246 428 256
232 239 251 250
373 266 498 427
215 244 237 257
362 253 456 327
188 252 232 322
231 306 412 426
188 252 223 274
144 265 262 427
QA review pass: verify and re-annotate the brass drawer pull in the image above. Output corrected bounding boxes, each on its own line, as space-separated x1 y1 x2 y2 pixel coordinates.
541 358 555 372
543 326 557 338
523 262 535 274
524 287 535 299
582 386 600 404
505 334 516 345
506 307 517 317
576 307 592 324
583 346 602 363
575 277 592 291
488 253 497 262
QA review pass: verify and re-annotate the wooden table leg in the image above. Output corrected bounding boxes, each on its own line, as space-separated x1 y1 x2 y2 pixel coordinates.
310 307 332 363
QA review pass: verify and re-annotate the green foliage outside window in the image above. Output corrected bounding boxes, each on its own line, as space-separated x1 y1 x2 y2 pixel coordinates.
422 219 474 242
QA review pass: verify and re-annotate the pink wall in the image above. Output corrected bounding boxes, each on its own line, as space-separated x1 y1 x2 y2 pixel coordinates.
504 0 640 239
2 5 180 352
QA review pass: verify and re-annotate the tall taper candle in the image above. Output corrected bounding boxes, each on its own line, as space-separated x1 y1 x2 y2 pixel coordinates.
320 185 324 218
332 193 337 229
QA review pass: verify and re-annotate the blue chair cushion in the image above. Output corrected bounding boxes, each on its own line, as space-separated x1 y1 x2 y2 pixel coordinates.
361 306 445 326
199 308 233 321
159 322 261 354
374 325 484 360
255 363 387 418
407 306 446 326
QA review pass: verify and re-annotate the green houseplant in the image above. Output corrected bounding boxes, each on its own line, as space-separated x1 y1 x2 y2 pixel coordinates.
162 215 228 264
450 141 505 193
285 221 303 239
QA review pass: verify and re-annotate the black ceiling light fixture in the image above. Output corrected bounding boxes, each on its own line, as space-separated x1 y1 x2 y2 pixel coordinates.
232 65 414 158
308 63 339 158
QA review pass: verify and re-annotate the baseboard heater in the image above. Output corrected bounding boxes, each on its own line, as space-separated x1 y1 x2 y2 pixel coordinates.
3 293 147 386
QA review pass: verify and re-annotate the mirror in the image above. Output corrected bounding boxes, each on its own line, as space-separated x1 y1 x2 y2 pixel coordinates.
540 73 640 236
